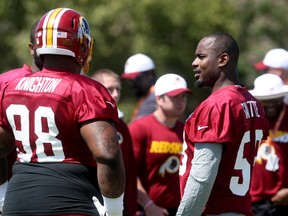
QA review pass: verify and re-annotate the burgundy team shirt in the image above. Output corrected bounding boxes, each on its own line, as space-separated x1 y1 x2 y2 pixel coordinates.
179 85 269 216
117 119 137 216
1 68 118 166
129 114 183 209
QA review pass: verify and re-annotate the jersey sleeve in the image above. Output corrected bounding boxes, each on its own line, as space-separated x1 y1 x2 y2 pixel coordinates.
186 101 237 144
73 80 119 126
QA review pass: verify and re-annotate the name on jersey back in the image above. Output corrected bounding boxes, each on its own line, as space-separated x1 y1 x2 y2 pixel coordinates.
15 77 61 93
242 100 260 119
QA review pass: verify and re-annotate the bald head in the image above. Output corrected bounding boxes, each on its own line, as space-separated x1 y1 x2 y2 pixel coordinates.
203 33 239 65
193 32 240 91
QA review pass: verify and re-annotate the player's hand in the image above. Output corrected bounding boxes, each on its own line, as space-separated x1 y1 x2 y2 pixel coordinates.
271 188 288 206
144 202 169 216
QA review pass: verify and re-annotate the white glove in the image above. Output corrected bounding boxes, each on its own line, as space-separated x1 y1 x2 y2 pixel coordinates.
92 196 106 216
0 181 8 213
92 194 124 216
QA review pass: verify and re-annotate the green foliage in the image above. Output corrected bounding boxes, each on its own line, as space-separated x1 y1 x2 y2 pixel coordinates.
1 0 288 120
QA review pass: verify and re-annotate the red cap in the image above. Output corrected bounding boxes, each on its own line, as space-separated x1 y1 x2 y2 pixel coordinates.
254 62 268 71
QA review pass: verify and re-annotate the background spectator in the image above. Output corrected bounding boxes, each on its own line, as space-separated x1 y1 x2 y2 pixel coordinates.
129 73 191 216
249 73 288 216
121 53 157 122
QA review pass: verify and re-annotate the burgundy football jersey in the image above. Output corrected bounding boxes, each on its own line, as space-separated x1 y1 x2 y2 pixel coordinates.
1 68 118 166
0 65 33 87
117 119 137 216
0 64 34 179
251 105 288 202
179 85 269 216
129 114 183 209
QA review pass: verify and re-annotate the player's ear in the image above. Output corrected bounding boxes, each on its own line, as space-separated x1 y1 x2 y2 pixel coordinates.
219 53 229 67
29 42 34 56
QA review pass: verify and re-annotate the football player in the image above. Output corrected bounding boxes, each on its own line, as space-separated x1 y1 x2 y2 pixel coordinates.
177 33 269 216
0 8 125 215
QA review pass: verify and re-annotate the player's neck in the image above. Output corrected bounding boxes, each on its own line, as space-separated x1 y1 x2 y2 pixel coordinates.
153 109 178 128
43 55 82 74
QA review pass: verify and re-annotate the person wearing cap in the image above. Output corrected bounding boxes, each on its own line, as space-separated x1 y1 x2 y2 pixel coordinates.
128 73 191 216
177 33 269 216
254 48 288 106
254 48 288 84
121 53 157 122
249 73 288 215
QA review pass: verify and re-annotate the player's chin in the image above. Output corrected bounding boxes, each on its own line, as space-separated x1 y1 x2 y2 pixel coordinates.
194 79 203 88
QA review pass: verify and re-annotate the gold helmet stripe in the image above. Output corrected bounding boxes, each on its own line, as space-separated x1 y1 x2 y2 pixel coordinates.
42 8 67 48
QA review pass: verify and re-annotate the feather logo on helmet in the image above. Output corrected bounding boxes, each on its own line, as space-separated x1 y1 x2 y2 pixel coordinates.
35 8 93 74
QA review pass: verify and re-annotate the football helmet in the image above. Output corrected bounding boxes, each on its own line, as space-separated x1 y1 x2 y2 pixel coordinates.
35 8 93 73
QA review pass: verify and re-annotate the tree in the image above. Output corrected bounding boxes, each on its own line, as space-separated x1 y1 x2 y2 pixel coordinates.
1 0 288 121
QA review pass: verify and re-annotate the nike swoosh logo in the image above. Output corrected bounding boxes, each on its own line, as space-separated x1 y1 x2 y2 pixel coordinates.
198 125 208 130
106 101 115 108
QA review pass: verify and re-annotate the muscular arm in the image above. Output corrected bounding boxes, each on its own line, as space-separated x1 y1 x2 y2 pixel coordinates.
177 143 223 216
0 126 14 184
0 158 7 185
0 127 15 159
80 120 125 198
0 127 13 213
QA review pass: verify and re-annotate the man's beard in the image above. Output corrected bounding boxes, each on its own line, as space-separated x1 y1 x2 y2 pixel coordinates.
194 79 203 88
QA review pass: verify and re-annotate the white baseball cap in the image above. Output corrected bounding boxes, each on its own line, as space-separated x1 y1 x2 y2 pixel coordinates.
254 48 288 71
121 53 155 79
249 73 288 100
155 73 192 97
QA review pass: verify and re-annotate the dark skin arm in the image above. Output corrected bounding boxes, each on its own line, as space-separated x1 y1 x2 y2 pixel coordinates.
80 120 125 198
0 158 7 185
0 127 15 159
0 127 15 185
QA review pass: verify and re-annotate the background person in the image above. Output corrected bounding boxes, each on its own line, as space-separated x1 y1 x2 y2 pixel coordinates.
0 8 125 215
254 48 288 83
129 73 191 216
91 69 137 216
177 33 269 216
121 53 157 122
249 73 288 216
254 48 288 106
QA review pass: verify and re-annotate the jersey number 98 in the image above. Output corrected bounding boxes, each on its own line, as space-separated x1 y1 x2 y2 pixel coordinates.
6 104 65 163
